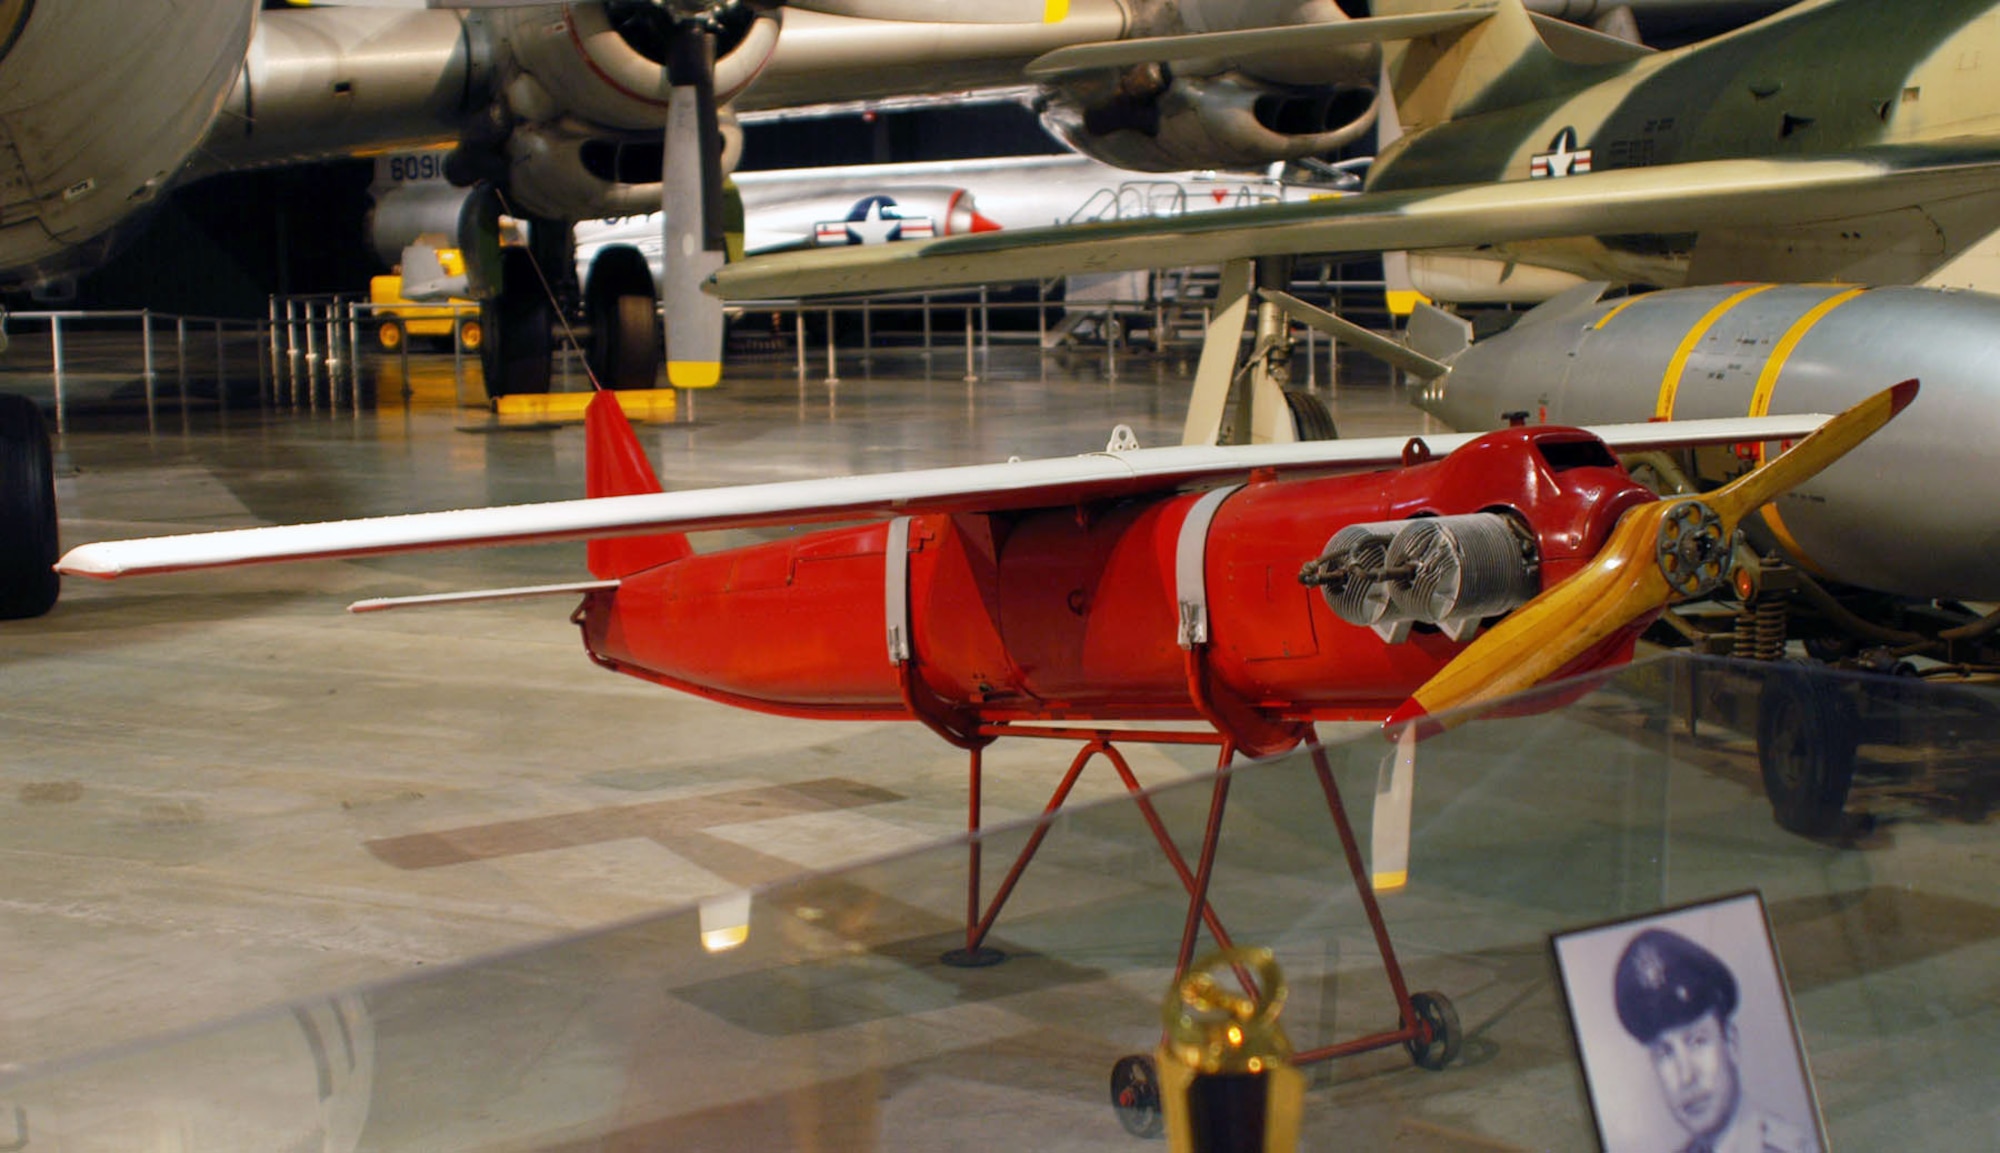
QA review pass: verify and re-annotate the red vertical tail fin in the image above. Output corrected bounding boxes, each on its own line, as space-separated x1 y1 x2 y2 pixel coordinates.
585 390 693 578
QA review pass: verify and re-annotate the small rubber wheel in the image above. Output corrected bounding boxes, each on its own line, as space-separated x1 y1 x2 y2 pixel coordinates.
456 317 483 352
1404 991 1461 1071
376 318 405 351
1283 389 1338 441
479 248 553 398
0 392 59 619
1109 1054 1165 1139
1756 666 1859 836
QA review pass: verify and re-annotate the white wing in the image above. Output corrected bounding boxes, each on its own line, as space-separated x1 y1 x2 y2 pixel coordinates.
56 415 1828 579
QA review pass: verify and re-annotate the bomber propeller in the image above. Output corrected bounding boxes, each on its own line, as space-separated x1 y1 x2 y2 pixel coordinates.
340 0 1064 389
640 0 1063 388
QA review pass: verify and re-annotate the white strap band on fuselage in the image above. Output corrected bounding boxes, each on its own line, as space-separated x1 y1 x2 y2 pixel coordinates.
885 516 913 664
1175 485 1242 649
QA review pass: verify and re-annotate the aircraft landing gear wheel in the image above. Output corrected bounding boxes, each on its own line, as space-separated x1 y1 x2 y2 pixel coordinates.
1283 389 1338 441
455 318 483 353
0 393 60 620
1756 667 1859 836
375 318 405 352
1403 991 1461 1071
480 248 552 398
1109 1054 1164 1139
585 245 660 390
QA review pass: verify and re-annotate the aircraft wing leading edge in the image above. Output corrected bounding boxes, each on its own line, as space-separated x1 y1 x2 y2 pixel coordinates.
57 416 1829 581
708 145 2000 299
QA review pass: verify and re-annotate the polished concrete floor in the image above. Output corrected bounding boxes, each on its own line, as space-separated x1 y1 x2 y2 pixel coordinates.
3 340 1440 1070
6 343 1995 1150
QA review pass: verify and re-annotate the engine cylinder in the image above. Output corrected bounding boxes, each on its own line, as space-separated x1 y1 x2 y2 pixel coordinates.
1308 513 1539 634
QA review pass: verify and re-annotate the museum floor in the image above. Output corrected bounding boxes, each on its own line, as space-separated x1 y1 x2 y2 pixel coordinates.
4 344 1995 1149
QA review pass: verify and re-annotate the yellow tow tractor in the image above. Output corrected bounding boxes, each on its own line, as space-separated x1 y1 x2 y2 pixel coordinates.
369 244 483 353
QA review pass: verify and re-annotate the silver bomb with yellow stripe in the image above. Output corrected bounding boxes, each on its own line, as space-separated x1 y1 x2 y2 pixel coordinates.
1411 282 2000 603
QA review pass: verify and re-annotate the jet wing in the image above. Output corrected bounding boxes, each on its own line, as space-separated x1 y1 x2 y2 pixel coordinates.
707 144 2000 299
1024 11 1494 82
58 415 1828 580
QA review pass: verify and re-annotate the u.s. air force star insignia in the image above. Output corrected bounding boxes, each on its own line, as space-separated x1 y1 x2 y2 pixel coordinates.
1530 127 1593 178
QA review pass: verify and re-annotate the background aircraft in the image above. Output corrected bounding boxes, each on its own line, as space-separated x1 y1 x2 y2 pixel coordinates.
580 152 1348 260
367 144 1349 378
1 0 1397 398
713 0 2000 302
1 0 1802 395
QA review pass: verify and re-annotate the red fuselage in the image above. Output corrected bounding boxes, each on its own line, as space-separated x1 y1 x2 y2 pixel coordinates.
577 427 1655 740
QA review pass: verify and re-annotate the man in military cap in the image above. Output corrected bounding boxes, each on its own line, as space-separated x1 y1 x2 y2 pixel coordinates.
1613 927 1816 1153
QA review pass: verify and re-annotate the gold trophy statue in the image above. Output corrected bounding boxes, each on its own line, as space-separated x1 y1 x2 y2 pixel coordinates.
1157 947 1306 1153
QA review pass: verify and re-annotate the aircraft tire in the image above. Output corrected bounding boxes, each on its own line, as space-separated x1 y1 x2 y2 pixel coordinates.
1284 388 1339 441
585 245 660 391
479 248 553 399
0 392 59 620
1756 665 1859 837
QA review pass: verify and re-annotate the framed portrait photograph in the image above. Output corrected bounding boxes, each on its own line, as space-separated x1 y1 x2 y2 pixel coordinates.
1551 891 1826 1153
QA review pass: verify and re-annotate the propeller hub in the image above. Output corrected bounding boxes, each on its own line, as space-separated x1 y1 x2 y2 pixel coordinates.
608 0 756 62
1655 499 1729 597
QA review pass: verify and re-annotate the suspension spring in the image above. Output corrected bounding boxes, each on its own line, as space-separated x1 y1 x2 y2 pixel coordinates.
1734 597 1789 661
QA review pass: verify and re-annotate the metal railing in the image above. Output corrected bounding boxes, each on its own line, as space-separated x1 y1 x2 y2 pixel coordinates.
0 309 268 433
266 294 481 411
728 272 1390 387
1 270 1392 424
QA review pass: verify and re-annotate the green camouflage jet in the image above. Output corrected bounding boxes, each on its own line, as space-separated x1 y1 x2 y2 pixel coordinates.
713 0 2000 301
713 0 2000 443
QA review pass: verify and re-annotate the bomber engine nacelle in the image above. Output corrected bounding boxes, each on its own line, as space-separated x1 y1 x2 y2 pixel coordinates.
472 4 780 221
1033 0 1379 172
1039 68 1378 172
